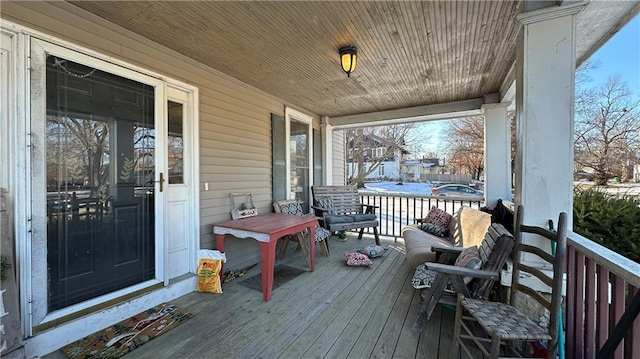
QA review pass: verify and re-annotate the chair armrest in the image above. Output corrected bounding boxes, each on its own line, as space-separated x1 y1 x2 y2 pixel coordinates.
424 263 500 281
311 205 328 213
431 246 463 255
359 203 379 214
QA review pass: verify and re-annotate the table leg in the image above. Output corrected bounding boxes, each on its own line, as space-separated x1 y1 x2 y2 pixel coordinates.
308 225 316 272
215 233 226 282
259 239 278 301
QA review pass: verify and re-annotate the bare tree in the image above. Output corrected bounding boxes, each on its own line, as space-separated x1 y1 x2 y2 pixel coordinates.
442 116 485 180
345 124 414 187
574 76 640 185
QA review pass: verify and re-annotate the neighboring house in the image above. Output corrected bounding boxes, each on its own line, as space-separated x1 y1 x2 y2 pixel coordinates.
346 134 410 181
400 158 442 182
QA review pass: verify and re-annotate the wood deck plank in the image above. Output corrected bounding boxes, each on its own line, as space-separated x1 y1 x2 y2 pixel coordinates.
345 256 414 359
43 235 457 359
241 246 403 358
296 249 407 359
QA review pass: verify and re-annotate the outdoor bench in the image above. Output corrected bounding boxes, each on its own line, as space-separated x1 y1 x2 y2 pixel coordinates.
311 185 380 245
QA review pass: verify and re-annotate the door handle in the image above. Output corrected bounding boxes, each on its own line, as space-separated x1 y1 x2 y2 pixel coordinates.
157 172 165 192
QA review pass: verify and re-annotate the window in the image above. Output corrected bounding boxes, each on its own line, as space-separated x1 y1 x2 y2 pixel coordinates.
376 147 385 157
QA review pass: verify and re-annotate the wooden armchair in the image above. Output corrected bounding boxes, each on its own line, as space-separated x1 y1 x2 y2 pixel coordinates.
451 205 568 358
411 222 514 332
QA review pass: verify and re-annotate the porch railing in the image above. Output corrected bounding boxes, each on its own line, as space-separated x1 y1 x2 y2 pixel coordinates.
357 192 640 358
358 191 483 238
566 231 640 359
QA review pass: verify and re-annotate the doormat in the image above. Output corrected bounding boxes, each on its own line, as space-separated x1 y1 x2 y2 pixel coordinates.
238 264 306 292
60 303 193 359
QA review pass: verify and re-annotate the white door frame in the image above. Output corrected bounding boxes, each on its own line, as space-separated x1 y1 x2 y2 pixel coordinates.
285 107 314 208
20 34 199 335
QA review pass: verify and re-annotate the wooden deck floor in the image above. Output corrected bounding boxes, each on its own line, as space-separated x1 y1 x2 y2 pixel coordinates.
48 235 460 359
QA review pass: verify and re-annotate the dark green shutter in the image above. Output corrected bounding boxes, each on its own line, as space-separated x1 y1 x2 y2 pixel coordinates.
271 113 286 204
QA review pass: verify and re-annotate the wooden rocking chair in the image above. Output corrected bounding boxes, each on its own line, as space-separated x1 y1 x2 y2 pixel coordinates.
451 205 568 358
411 223 515 332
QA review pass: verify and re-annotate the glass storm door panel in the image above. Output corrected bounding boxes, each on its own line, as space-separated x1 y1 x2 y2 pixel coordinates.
45 55 156 310
289 120 310 211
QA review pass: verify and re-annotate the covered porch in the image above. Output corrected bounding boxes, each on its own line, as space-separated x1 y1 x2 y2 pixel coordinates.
1 1 639 358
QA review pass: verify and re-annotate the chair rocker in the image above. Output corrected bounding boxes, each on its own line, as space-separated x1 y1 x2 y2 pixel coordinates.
411 223 514 332
451 205 568 359
273 200 331 264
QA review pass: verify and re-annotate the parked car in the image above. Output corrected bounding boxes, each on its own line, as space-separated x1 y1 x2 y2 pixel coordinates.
430 184 484 198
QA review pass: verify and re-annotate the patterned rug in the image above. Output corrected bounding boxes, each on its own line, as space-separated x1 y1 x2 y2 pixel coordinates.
238 264 306 292
61 303 194 359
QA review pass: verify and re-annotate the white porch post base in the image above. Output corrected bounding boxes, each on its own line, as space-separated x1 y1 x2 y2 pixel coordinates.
483 103 512 209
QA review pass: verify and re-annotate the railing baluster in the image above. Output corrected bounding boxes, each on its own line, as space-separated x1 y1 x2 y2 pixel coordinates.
586 257 597 358
567 245 577 359
576 251 586 358
612 276 625 359
597 266 610 353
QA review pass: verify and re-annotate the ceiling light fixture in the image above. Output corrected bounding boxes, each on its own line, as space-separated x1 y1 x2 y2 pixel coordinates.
339 46 357 78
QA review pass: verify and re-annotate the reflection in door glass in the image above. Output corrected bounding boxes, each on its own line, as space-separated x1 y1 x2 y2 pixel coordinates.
168 101 184 184
290 120 309 212
46 55 155 310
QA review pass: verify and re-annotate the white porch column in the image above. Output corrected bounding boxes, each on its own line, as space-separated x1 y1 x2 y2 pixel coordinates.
320 116 333 185
515 3 585 229
483 103 512 209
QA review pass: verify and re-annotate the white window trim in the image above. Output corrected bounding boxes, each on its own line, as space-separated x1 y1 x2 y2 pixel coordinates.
284 107 313 207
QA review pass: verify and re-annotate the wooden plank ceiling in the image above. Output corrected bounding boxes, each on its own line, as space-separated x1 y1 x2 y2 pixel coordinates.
68 1 522 118
67 1 639 120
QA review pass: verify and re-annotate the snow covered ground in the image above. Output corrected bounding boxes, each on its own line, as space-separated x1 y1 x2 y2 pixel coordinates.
360 181 433 195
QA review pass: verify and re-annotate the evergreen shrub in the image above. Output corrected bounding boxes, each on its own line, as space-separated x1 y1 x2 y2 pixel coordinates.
573 188 640 264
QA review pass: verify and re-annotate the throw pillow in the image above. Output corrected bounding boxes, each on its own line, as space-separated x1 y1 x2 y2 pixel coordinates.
424 206 453 227
344 252 373 267
419 222 449 237
357 244 387 258
411 263 454 292
315 197 335 214
454 246 483 284
279 201 304 216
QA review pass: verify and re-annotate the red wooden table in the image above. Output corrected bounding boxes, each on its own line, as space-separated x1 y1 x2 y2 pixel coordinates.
212 213 319 301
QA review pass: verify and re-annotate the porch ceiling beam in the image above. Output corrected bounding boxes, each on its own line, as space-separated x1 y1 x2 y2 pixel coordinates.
329 98 486 129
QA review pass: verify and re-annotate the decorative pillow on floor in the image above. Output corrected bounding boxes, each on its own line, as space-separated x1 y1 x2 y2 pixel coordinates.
423 206 453 227
345 252 373 267
454 246 483 284
419 222 449 237
357 244 387 258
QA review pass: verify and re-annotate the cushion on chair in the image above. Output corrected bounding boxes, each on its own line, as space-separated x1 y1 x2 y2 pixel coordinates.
454 246 482 284
325 214 355 224
347 213 377 222
419 222 449 237
411 263 454 291
279 201 304 216
345 252 373 267
424 206 453 227
315 197 335 214
315 227 331 242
